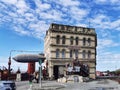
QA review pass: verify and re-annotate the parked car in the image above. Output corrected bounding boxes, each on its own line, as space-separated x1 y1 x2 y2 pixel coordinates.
0 80 16 90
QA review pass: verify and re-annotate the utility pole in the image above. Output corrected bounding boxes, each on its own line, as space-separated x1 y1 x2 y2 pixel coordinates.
39 59 42 88
8 50 14 80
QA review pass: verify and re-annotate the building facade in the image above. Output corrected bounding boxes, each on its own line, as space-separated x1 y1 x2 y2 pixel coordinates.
44 23 97 79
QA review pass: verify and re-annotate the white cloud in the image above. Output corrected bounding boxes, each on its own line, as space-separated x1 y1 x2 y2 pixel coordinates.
91 13 120 32
76 23 87 27
29 21 49 40
1 0 17 5
96 0 106 3
92 14 109 23
0 0 89 39
97 39 120 50
70 6 88 20
13 26 30 36
35 0 51 11
16 0 27 9
110 0 120 4
40 10 63 21
11 62 28 72
97 53 120 71
91 14 110 29
112 6 120 10
54 0 80 7
16 0 29 14
0 0 120 40
95 0 120 5
60 0 80 6
110 19 120 31
24 13 36 21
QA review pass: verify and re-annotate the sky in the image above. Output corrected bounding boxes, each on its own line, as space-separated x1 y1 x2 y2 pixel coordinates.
0 0 120 72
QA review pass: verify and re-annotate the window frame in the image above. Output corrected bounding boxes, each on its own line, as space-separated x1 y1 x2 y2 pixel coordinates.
70 36 74 45
88 38 91 46
82 50 86 59
88 50 91 59
56 35 60 44
75 37 79 45
62 49 66 58
62 36 66 44
70 50 73 58
83 37 86 46
56 49 60 58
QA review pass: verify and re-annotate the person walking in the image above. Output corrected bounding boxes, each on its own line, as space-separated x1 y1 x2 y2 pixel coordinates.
36 72 39 83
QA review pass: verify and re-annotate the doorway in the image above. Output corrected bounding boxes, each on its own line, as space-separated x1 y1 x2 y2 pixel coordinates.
53 65 59 79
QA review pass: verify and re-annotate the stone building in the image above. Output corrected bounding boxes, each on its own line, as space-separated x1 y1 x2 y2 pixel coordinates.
44 23 97 79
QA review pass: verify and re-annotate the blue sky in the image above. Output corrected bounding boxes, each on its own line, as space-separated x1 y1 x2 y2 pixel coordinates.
0 0 120 72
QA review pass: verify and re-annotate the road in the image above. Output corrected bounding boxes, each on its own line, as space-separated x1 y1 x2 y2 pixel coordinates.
60 79 120 90
16 81 30 90
16 79 120 90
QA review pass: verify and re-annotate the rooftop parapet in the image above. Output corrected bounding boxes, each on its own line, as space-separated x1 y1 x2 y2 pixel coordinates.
49 23 96 35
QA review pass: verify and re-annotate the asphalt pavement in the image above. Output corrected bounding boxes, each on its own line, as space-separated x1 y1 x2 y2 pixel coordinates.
16 80 65 90
16 79 120 90
60 79 120 90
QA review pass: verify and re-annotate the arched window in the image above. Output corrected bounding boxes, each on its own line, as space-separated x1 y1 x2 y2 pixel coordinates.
83 38 86 46
88 38 91 46
56 35 60 44
88 50 91 59
56 49 60 58
62 49 66 58
82 50 86 59
62 36 66 44
70 50 73 58
70 36 74 45
75 37 79 45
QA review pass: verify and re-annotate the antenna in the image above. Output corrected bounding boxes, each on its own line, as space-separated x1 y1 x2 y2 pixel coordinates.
87 0 92 28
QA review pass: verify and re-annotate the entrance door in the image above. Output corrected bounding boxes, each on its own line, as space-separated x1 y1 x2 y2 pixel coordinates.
53 65 59 79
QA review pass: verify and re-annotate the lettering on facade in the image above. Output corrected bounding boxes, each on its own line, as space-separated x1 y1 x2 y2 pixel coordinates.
51 24 95 35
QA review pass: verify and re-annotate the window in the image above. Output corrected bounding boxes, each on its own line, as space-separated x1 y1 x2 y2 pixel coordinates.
83 38 86 46
88 38 91 46
56 35 60 44
70 50 73 58
82 50 86 59
75 37 79 45
88 50 91 59
61 26 64 30
62 49 65 58
56 49 60 58
70 36 74 45
62 36 66 44
75 50 78 58
75 27 77 32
